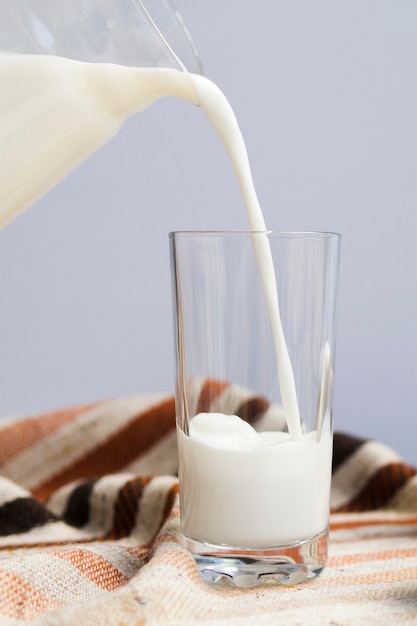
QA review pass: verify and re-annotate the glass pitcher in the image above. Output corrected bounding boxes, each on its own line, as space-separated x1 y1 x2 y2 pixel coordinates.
0 0 202 227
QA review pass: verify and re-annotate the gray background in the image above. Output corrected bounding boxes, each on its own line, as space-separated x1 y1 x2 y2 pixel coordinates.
0 1 416 462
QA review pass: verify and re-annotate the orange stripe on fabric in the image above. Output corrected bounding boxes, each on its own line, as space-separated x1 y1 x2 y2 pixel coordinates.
329 547 417 567
0 402 100 465
325 566 417 587
126 545 151 561
0 536 153 554
32 397 176 501
0 570 62 620
150 541 200 578
330 514 417 531
53 548 129 591
162 481 180 522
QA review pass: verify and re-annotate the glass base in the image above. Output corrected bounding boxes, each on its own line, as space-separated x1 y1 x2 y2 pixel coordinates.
181 529 328 588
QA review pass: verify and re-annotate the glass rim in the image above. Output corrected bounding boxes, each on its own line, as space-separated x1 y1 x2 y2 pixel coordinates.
169 229 341 239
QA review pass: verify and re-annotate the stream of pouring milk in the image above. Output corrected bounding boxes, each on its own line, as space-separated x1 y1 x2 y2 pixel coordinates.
1 54 332 546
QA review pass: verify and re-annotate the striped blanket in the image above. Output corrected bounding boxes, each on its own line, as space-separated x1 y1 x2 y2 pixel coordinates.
0 382 416 625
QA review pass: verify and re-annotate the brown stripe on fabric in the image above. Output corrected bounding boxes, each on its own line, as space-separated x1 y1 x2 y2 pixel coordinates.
0 402 100 466
196 379 230 413
0 497 58 536
332 462 417 513
236 396 270 426
32 397 176 502
63 479 98 529
332 432 367 472
106 476 151 540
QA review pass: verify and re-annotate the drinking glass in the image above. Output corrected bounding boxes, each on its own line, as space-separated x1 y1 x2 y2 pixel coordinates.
169 230 341 588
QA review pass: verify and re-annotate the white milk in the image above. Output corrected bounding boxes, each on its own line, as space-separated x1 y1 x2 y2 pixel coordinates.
178 413 332 547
